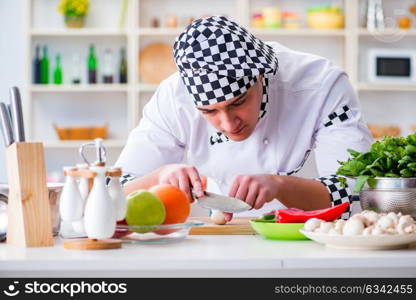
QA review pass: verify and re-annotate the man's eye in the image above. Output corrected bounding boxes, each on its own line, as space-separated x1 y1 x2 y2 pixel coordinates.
201 110 215 114
232 100 245 107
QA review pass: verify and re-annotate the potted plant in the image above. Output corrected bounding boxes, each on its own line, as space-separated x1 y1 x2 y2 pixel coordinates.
58 0 89 28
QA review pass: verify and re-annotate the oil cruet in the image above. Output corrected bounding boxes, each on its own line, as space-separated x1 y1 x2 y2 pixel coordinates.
83 166 116 239
59 166 84 223
71 163 89 235
107 167 127 221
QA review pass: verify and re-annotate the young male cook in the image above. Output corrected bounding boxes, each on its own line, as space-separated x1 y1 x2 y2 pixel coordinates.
116 16 372 220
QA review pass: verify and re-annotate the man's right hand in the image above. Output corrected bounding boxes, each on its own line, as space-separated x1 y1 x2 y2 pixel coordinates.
158 164 205 202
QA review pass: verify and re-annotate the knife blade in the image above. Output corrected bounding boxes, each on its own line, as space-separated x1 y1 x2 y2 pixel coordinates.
194 191 252 213
0 102 14 147
9 86 25 142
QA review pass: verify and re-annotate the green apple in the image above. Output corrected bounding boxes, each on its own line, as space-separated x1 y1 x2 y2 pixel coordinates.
126 190 166 233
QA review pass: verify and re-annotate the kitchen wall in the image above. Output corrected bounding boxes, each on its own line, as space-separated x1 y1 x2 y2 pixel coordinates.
0 0 25 183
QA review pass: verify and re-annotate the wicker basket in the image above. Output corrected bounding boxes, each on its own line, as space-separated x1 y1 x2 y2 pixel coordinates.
53 123 108 140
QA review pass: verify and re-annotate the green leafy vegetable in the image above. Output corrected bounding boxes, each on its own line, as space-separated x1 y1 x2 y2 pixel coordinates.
337 133 416 192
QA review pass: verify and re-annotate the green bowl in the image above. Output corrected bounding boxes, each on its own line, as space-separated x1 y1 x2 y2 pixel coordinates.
250 220 309 240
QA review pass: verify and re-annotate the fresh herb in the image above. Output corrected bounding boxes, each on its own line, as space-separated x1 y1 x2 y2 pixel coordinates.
336 133 416 192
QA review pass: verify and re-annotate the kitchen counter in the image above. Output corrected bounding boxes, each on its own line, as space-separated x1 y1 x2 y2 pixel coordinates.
0 236 416 277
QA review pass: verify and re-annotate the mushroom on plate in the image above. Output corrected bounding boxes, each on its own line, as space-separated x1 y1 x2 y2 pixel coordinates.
304 218 322 232
342 218 364 236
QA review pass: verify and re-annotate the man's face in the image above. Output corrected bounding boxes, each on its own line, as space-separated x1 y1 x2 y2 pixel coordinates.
196 77 263 141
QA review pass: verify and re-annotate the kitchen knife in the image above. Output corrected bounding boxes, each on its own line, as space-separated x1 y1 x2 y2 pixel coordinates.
194 191 252 213
9 86 25 142
0 102 14 147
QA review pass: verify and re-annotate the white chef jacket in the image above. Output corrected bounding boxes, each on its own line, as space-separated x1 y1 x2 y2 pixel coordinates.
116 42 373 216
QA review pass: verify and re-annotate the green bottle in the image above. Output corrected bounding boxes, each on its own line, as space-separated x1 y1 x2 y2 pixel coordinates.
40 45 49 84
119 47 127 83
53 54 63 84
88 44 97 84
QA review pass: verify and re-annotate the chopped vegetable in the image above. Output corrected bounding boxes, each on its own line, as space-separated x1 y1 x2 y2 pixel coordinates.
337 133 416 192
252 214 276 223
275 202 350 223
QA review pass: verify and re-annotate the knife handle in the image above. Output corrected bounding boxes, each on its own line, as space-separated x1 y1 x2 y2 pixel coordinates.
0 102 14 147
9 87 25 142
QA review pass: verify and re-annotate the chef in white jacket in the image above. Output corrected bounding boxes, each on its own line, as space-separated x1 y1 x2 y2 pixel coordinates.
116 16 372 220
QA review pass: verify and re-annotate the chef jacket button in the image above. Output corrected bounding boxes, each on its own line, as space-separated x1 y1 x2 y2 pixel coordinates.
263 138 269 145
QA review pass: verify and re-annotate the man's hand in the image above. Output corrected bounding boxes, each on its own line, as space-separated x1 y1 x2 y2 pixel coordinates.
225 174 278 222
158 164 205 202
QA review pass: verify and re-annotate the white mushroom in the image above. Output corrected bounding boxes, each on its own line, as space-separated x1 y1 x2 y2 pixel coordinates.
316 222 333 234
386 212 399 225
328 227 342 235
371 226 385 235
350 214 366 223
210 210 227 225
361 210 379 226
342 219 365 236
362 225 374 236
404 224 416 234
398 215 414 226
334 219 346 232
377 216 395 230
304 218 322 232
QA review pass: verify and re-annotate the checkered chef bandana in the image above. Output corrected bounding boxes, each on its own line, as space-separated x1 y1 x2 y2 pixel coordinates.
173 16 279 106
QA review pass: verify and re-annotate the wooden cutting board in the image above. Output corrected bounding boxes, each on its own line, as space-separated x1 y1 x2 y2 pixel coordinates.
189 217 257 235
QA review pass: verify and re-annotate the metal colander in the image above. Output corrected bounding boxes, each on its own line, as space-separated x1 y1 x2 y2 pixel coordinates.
359 177 416 218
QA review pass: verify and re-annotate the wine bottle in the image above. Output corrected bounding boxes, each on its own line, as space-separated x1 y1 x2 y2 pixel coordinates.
53 54 63 84
102 48 114 84
71 54 81 84
119 47 127 83
87 44 97 84
40 45 49 84
33 45 41 84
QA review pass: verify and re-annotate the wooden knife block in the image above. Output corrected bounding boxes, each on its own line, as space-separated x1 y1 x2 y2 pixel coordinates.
5 142 54 247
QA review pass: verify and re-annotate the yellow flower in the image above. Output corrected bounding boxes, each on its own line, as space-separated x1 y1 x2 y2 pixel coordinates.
57 0 89 16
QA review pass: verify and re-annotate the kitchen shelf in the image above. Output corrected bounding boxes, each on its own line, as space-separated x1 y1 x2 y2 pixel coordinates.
358 84 416 92
30 84 130 93
137 27 184 36
250 28 346 37
30 28 128 37
358 28 416 36
42 139 126 149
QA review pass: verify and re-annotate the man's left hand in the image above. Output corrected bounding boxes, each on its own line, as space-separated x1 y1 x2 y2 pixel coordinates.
225 174 279 222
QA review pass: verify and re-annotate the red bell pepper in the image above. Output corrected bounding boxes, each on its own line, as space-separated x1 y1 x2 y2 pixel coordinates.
275 202 350 223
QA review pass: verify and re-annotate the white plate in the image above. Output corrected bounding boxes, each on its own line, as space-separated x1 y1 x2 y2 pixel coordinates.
299 229 416 250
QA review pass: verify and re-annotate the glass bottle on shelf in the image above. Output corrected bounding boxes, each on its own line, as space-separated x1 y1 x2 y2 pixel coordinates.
33 45 41 84
40 45 49 84
102 48 114 84
119 47 127 84
71 54 81 84
87 44 97 84
53 54 63 85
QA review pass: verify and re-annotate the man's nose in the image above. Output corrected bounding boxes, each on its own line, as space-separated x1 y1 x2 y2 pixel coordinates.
220 112 240 133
